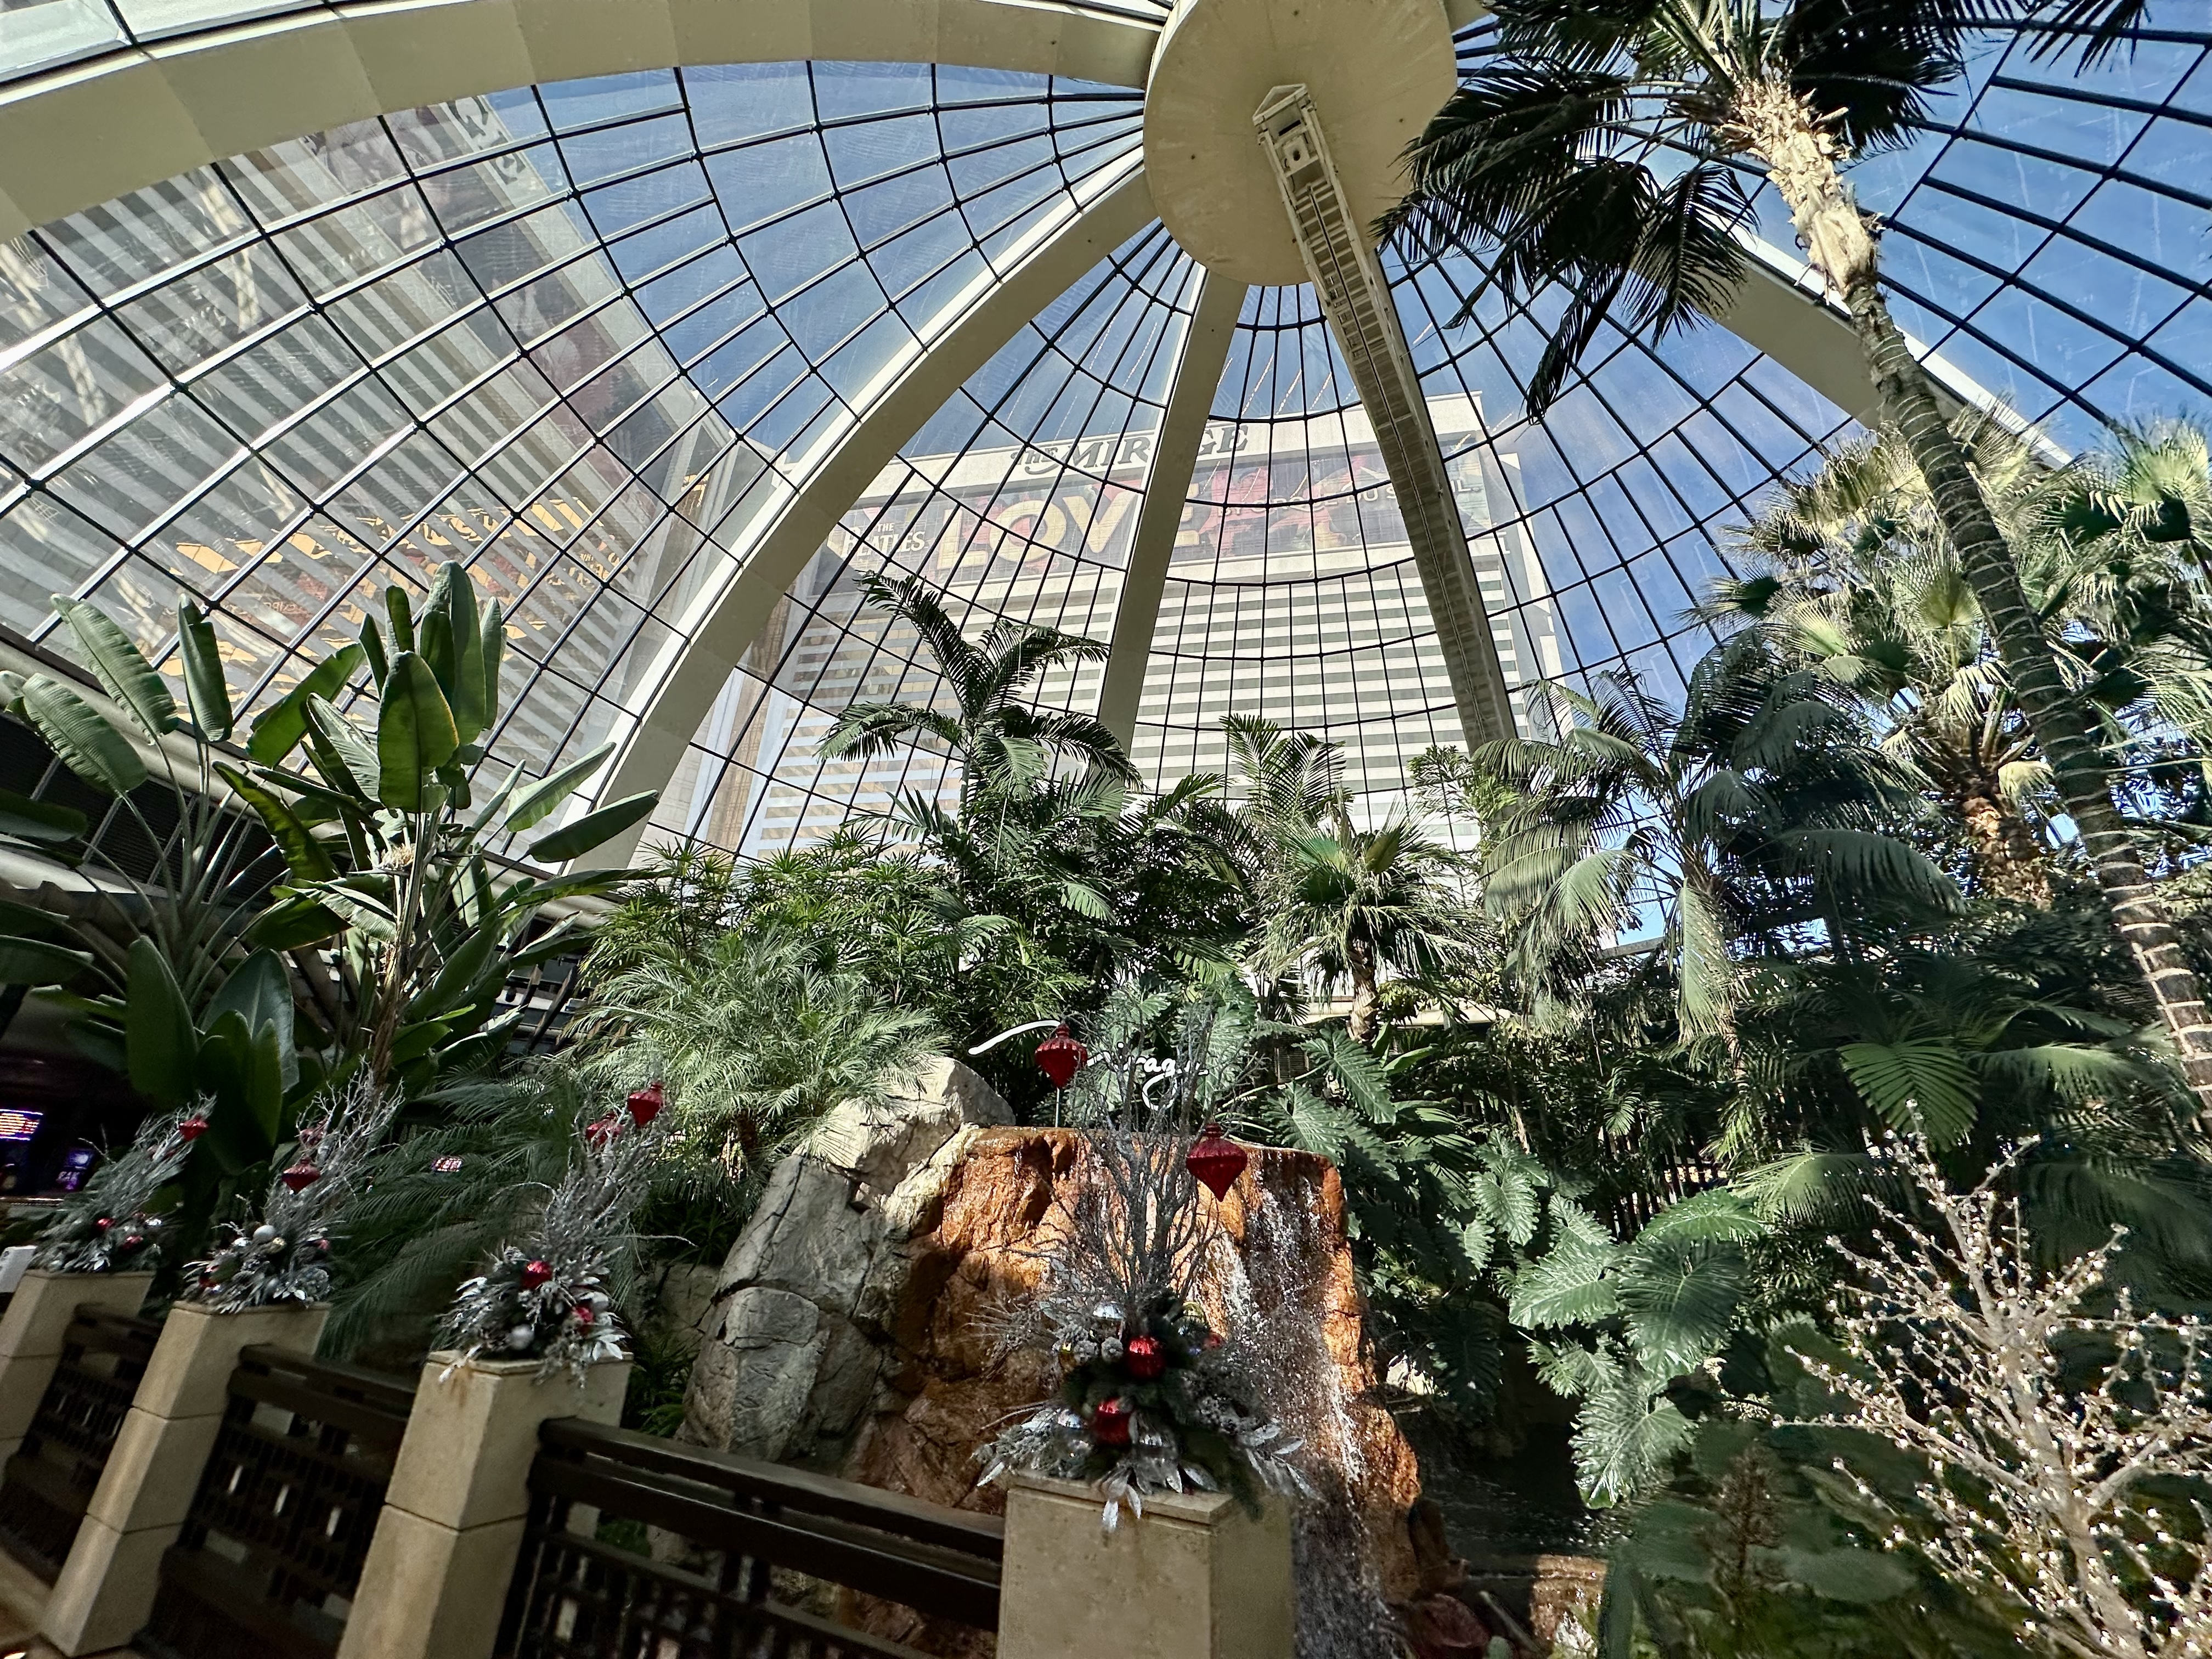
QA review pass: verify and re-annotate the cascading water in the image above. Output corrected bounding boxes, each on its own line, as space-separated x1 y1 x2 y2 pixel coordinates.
1208 1179 1400 1658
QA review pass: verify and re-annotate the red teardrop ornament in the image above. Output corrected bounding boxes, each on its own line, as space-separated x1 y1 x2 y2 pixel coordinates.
1034 1024 1087 1090
571 1304 596 1329
520 1259 552 1290
177 1116 209 1143
583 1115 621 1148
627 1081 664 1128
280 1161 322 1193
1125 1335 1165 1380
1186 1124 1248 1200
1091 1397 1132 1448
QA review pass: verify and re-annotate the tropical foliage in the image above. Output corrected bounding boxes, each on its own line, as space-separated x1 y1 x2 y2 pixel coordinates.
1384 0 2212 1118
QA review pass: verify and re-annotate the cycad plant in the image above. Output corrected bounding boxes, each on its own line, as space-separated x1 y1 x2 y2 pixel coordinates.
1383 0 2212 1115
1457 634 1951 1048
574 926 943 1177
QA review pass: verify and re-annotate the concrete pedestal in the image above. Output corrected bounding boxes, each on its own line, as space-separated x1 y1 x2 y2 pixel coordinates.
39 1299 329 1657
335 1351 630 1659
0 1270 154 1464
997 1474 1295 1659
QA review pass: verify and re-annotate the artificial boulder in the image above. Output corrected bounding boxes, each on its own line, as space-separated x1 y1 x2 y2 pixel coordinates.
680 1057 1013 1469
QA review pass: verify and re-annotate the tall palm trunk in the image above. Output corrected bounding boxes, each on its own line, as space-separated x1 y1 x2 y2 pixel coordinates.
1346 934 1380 1043
1734 78 2212 1121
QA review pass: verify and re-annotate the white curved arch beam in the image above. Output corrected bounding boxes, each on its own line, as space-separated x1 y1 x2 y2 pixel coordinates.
0 0 1161 238
577 160 1159 867
1097 266 1245 746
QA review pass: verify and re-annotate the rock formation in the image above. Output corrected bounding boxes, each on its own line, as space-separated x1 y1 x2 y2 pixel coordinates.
682 1064 1425 1651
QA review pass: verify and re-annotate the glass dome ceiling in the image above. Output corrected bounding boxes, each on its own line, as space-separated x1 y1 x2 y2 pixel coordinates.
0 7 2205 858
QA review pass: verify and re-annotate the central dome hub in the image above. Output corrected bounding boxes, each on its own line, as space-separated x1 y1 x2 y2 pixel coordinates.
1142 0 1457 285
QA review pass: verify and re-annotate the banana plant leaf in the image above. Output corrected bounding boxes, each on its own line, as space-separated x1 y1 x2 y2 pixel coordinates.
53 595 176 740
378 651 459 810
0 935 94 985
528 791 657 862
0 787 87 844
505 740 616 833
22 675 147 794
125 938 197 1108
244 644 364 765
177 599 233 742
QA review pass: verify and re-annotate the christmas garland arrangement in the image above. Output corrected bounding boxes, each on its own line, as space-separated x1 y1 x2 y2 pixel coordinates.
437 1084 665 1384
184 1078 398 1311
32 1105 200 1273
979 1127 1309 1530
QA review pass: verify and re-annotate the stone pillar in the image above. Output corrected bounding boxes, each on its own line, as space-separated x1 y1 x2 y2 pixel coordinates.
997 1474 1295 1659
39 1299 329 1657
335 1352 631 1659
0 1269 153 1464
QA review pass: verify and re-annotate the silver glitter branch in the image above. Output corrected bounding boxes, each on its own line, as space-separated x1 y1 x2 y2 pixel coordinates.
1799 1133 2212 1659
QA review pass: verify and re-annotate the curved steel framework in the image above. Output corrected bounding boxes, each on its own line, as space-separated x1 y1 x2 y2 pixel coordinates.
0 10 2204 854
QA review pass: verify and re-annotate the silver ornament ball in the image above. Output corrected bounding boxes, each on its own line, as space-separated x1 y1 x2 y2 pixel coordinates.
505 1324 537 1352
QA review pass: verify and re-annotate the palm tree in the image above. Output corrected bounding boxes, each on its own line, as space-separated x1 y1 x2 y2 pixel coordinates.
1716 414 2057 904
1260 822 1472 1042
822 574 1135 804
1720 416 2212 902
1382 0 2212 1114
1464 634 1953 1048
1220 714 1473 1040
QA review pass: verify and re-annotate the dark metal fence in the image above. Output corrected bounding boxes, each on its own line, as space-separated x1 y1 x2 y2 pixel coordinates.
499 1419 1005 1659
139 1344 415 1659
0 1306 158 1580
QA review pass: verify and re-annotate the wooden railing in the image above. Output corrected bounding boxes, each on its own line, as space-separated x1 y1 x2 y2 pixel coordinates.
139 1345 415 1659
499 1419 1005 1659
0 1306 158 1581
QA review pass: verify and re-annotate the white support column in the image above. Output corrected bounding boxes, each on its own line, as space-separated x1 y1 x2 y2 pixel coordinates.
1097 267 1246 748
578 162 1160 868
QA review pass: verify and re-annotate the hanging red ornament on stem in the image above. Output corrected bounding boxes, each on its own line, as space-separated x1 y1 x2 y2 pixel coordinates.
520 1259 552 1291
1124 1335 1165 1380
280 1161 322 1193
583 1115 622 1149
1034 1024 1087 1091
1186 1124 1248 1200
626 1081 664 1128
177 1115 208 1143
1091 1397 1132 1447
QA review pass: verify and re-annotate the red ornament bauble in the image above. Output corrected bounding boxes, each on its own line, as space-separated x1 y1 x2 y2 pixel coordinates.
121 1234 144 1251
1034 1024 1088 1091
1125 1335 1165 1380
520 1259 552 1291
627 1081 665 1128
177 1116 209 1143
1091 1397 1132 1448
572 1304 596 1328
93 1216 112 1231
280 1161 322 1193
583 1115 621 1148
1185 1124 1248 1200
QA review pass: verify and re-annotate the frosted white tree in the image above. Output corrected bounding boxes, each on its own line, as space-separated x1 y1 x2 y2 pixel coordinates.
1799 1135 2212 1658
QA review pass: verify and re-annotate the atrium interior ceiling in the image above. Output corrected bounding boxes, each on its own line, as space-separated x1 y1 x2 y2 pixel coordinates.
0 4 2205 857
